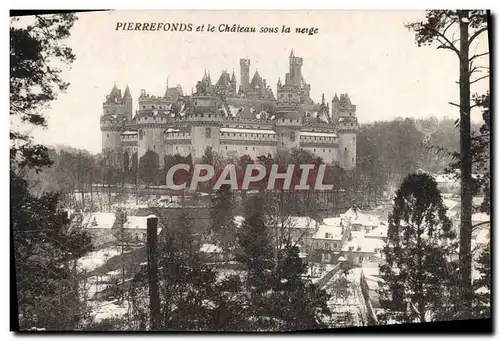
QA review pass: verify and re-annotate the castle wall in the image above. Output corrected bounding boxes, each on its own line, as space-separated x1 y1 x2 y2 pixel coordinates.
190 126 220 159
338 132 356 170
102 131 122 150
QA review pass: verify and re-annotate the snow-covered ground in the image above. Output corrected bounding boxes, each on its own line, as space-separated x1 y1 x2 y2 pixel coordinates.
323 268 368 328
90 299 131 324
78 247 122 272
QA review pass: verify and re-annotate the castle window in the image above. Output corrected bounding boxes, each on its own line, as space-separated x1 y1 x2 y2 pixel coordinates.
345 147 348 151
152 106 155 109
225 146 228 150
153 144 156 150
333 243 338 249
323 149 325 152
208 114 211 118
350 123 353 126
290 131 295 141
176 146 179 150
352 157 355 162
142 106 145 109
245 147 248 151
107 134 109 138
290 119 292 123
253 147 255 151
314 149 316 152
353 137 355 142
201 114 204 118
205 127 211 138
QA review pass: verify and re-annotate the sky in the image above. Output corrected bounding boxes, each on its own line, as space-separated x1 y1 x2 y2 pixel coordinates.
22 10 489 154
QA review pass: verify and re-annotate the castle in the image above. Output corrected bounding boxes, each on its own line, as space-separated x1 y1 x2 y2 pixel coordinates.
100 50 358 170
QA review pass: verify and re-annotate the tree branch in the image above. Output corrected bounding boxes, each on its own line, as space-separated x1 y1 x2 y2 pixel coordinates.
449 102 460 108
468 27 488 46
470 75 490 85
432 28 460 57
469 52 489 63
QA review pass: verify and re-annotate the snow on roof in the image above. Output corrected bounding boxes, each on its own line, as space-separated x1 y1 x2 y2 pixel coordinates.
83 212 116 229
342 236 384 253
472 212 490 223
352 213 380 227
166 128 180 133
313 219 343 240
365 224 388 239
200 243 222 253
220 127 276 135
121 131 138 135
301 131 337 138
123 216 163 233
322 217 341 226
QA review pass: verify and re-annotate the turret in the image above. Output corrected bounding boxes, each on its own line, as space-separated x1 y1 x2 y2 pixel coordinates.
123 85 133 121
334 93 358 170
289 49 303 86
230 70 237 91
239 58 250 92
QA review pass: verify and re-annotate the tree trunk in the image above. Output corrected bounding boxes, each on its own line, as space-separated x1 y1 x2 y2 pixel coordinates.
458 10 473 315
147 217 161 330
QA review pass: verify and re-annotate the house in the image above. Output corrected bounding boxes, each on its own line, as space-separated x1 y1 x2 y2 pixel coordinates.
123 215 163 242
365 223 388 243
82 212 163 246
82 212 117 245
311 217 344 264
341 231 385 267
341 206 381 233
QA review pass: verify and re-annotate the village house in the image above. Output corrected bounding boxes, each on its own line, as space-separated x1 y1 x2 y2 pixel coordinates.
311 217 345 264
82 212 163 247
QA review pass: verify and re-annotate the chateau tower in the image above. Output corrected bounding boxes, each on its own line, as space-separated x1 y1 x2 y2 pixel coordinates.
288 49 303 86
123 85 133 121
239 58 250 92
101 84 129 150
334 93 358 170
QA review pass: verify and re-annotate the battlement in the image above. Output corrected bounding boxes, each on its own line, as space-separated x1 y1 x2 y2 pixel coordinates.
100 114 127 130
337 118 358 132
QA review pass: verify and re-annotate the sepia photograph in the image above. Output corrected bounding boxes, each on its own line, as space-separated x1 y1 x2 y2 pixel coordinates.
9 9 491 332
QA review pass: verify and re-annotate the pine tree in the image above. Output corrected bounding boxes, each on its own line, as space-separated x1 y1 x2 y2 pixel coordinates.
379 173 459 324
473 244 490 318
209 184 238 254
12 170 93 330
268 245 331 331
236 194 274 293
406 9 489 314
139 150 160 187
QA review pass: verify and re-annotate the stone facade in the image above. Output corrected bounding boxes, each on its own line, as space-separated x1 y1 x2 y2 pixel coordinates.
100 51 358 170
